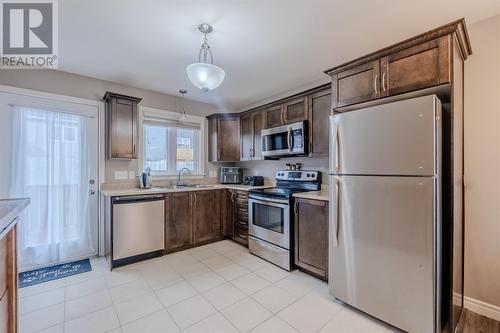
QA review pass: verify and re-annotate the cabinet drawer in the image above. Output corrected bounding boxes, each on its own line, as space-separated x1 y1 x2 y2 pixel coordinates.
233 226 249 246
235 219 248 229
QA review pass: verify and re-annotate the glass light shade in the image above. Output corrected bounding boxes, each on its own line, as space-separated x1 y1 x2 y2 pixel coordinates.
186 63 225 91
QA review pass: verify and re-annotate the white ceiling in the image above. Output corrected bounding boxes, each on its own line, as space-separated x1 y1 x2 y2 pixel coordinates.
59 0 500 111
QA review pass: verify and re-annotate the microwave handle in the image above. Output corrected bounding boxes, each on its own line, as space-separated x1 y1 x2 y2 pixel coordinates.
287 127 293 151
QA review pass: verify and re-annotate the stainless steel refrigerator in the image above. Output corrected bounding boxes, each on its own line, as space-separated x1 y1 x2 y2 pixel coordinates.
328 95 443 333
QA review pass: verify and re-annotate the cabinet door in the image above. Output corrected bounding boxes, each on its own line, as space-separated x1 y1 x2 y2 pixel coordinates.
109 98 138 159
193 190 222 243
332 60 381 108
218 116 240 161
283 97 308 124
165 193 192 251
265 105 284 128
240 114 253 161
308 89 331 158
208 116 218 162
252 111 265 160
223 190 235 238
380 36 450 97
294 198 328 279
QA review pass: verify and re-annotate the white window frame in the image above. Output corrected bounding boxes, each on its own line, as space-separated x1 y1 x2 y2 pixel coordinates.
138 106 206 179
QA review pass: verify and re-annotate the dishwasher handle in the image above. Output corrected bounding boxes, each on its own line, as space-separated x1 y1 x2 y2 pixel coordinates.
112 194 165 204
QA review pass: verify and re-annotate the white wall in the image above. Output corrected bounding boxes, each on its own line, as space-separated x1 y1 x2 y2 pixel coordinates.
0 70 224 186
463 14 500 308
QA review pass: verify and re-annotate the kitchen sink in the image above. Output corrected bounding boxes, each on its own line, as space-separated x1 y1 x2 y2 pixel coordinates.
155 184 216 190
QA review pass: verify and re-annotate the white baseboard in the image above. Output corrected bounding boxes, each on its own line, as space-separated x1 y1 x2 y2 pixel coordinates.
464 296 500 321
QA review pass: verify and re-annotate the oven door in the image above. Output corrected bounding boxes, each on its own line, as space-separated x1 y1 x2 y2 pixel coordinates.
248 197 290 249
261 121 306 157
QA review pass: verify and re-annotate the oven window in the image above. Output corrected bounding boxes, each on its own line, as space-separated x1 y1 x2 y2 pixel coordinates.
253 202 284 234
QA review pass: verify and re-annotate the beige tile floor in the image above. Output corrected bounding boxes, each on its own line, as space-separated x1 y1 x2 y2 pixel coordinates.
19 240 397 333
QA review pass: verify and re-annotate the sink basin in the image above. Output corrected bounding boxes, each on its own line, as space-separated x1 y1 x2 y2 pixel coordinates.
155 184 216 190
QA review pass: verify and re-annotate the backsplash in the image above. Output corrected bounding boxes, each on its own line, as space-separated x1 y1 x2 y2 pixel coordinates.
232 157 329 184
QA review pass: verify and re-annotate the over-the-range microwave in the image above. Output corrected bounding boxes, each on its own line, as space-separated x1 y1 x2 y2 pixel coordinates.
261 121 307 158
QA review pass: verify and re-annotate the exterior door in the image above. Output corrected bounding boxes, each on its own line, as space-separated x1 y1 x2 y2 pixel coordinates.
0 91 99 269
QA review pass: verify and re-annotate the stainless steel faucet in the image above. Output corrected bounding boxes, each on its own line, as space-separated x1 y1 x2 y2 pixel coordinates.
177 167 192 186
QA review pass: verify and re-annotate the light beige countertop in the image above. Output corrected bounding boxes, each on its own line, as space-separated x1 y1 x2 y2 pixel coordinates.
0 198 30 239
293 190 329 201
101 184 272 197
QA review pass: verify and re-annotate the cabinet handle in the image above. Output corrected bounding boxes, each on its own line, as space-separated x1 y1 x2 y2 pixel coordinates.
217 148 221 160
239 234 248 239
133 144 136 157
374 74 379 94
190 194 193 206
280 109 284 124
294 201 298 216
238 221 247 226
309 141 312 154
283 109 287 123
230 191 235 203
193 193 197 206
382 72 386 92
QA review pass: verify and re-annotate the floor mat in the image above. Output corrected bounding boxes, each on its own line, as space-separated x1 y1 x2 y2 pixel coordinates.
19 258 92 288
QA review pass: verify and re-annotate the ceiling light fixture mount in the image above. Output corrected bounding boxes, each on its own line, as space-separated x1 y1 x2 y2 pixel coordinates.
186 23 225 92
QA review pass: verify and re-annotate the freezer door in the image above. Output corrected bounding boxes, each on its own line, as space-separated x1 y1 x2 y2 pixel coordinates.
329 175 439 333
330 95 440 176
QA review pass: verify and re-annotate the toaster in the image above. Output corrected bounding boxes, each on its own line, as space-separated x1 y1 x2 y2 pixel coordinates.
244 176 264 186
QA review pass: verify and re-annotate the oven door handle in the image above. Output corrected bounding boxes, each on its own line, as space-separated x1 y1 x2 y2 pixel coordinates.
248 197 289 207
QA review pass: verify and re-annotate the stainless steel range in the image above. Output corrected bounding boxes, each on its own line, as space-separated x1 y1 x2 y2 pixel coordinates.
248 170 320 270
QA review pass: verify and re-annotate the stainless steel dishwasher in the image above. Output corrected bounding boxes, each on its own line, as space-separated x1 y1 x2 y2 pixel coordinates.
112 194 165 266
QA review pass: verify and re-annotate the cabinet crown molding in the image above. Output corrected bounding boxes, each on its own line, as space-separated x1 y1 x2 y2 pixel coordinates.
324 18 472 76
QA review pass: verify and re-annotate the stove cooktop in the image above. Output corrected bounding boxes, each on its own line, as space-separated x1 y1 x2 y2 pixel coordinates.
249 187 312 200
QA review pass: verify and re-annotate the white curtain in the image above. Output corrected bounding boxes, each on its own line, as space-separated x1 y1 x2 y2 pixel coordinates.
10 106 95 269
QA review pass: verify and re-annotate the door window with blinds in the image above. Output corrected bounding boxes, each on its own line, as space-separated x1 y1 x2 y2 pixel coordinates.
142 110 204 175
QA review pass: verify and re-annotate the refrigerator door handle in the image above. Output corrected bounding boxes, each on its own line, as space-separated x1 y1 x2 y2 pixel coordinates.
335 127 340 172
332 176 340 247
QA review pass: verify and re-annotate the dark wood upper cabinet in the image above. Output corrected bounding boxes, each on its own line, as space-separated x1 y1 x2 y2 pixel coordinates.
380 36 450 97
331 60 380 108
283 97 308 124
240 114 253 161
165 192 192 251
208 114 240 162
193 190 223 243
265 104 284 128
103 92 142 159
325 19 471 110
264 97 308 129
308 88 331 158
294 198 328 280
251 110 265 160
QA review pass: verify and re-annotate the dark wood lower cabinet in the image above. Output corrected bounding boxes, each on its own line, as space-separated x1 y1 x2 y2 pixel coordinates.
193 190 223 243
165 192 193 251
225 189 249 247
294 198 329 280
165 190 224 253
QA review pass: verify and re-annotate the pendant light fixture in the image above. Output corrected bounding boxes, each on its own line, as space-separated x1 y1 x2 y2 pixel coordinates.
186 23 225 92
178 89 188 123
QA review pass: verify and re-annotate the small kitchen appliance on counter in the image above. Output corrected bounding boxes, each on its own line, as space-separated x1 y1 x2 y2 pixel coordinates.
138 167 152 188
248 170 320 270
244 176 264 186
220 167 243 184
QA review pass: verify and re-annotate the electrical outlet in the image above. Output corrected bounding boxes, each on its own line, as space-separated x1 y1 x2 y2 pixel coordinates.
114 171 128 180
129 171 136 179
